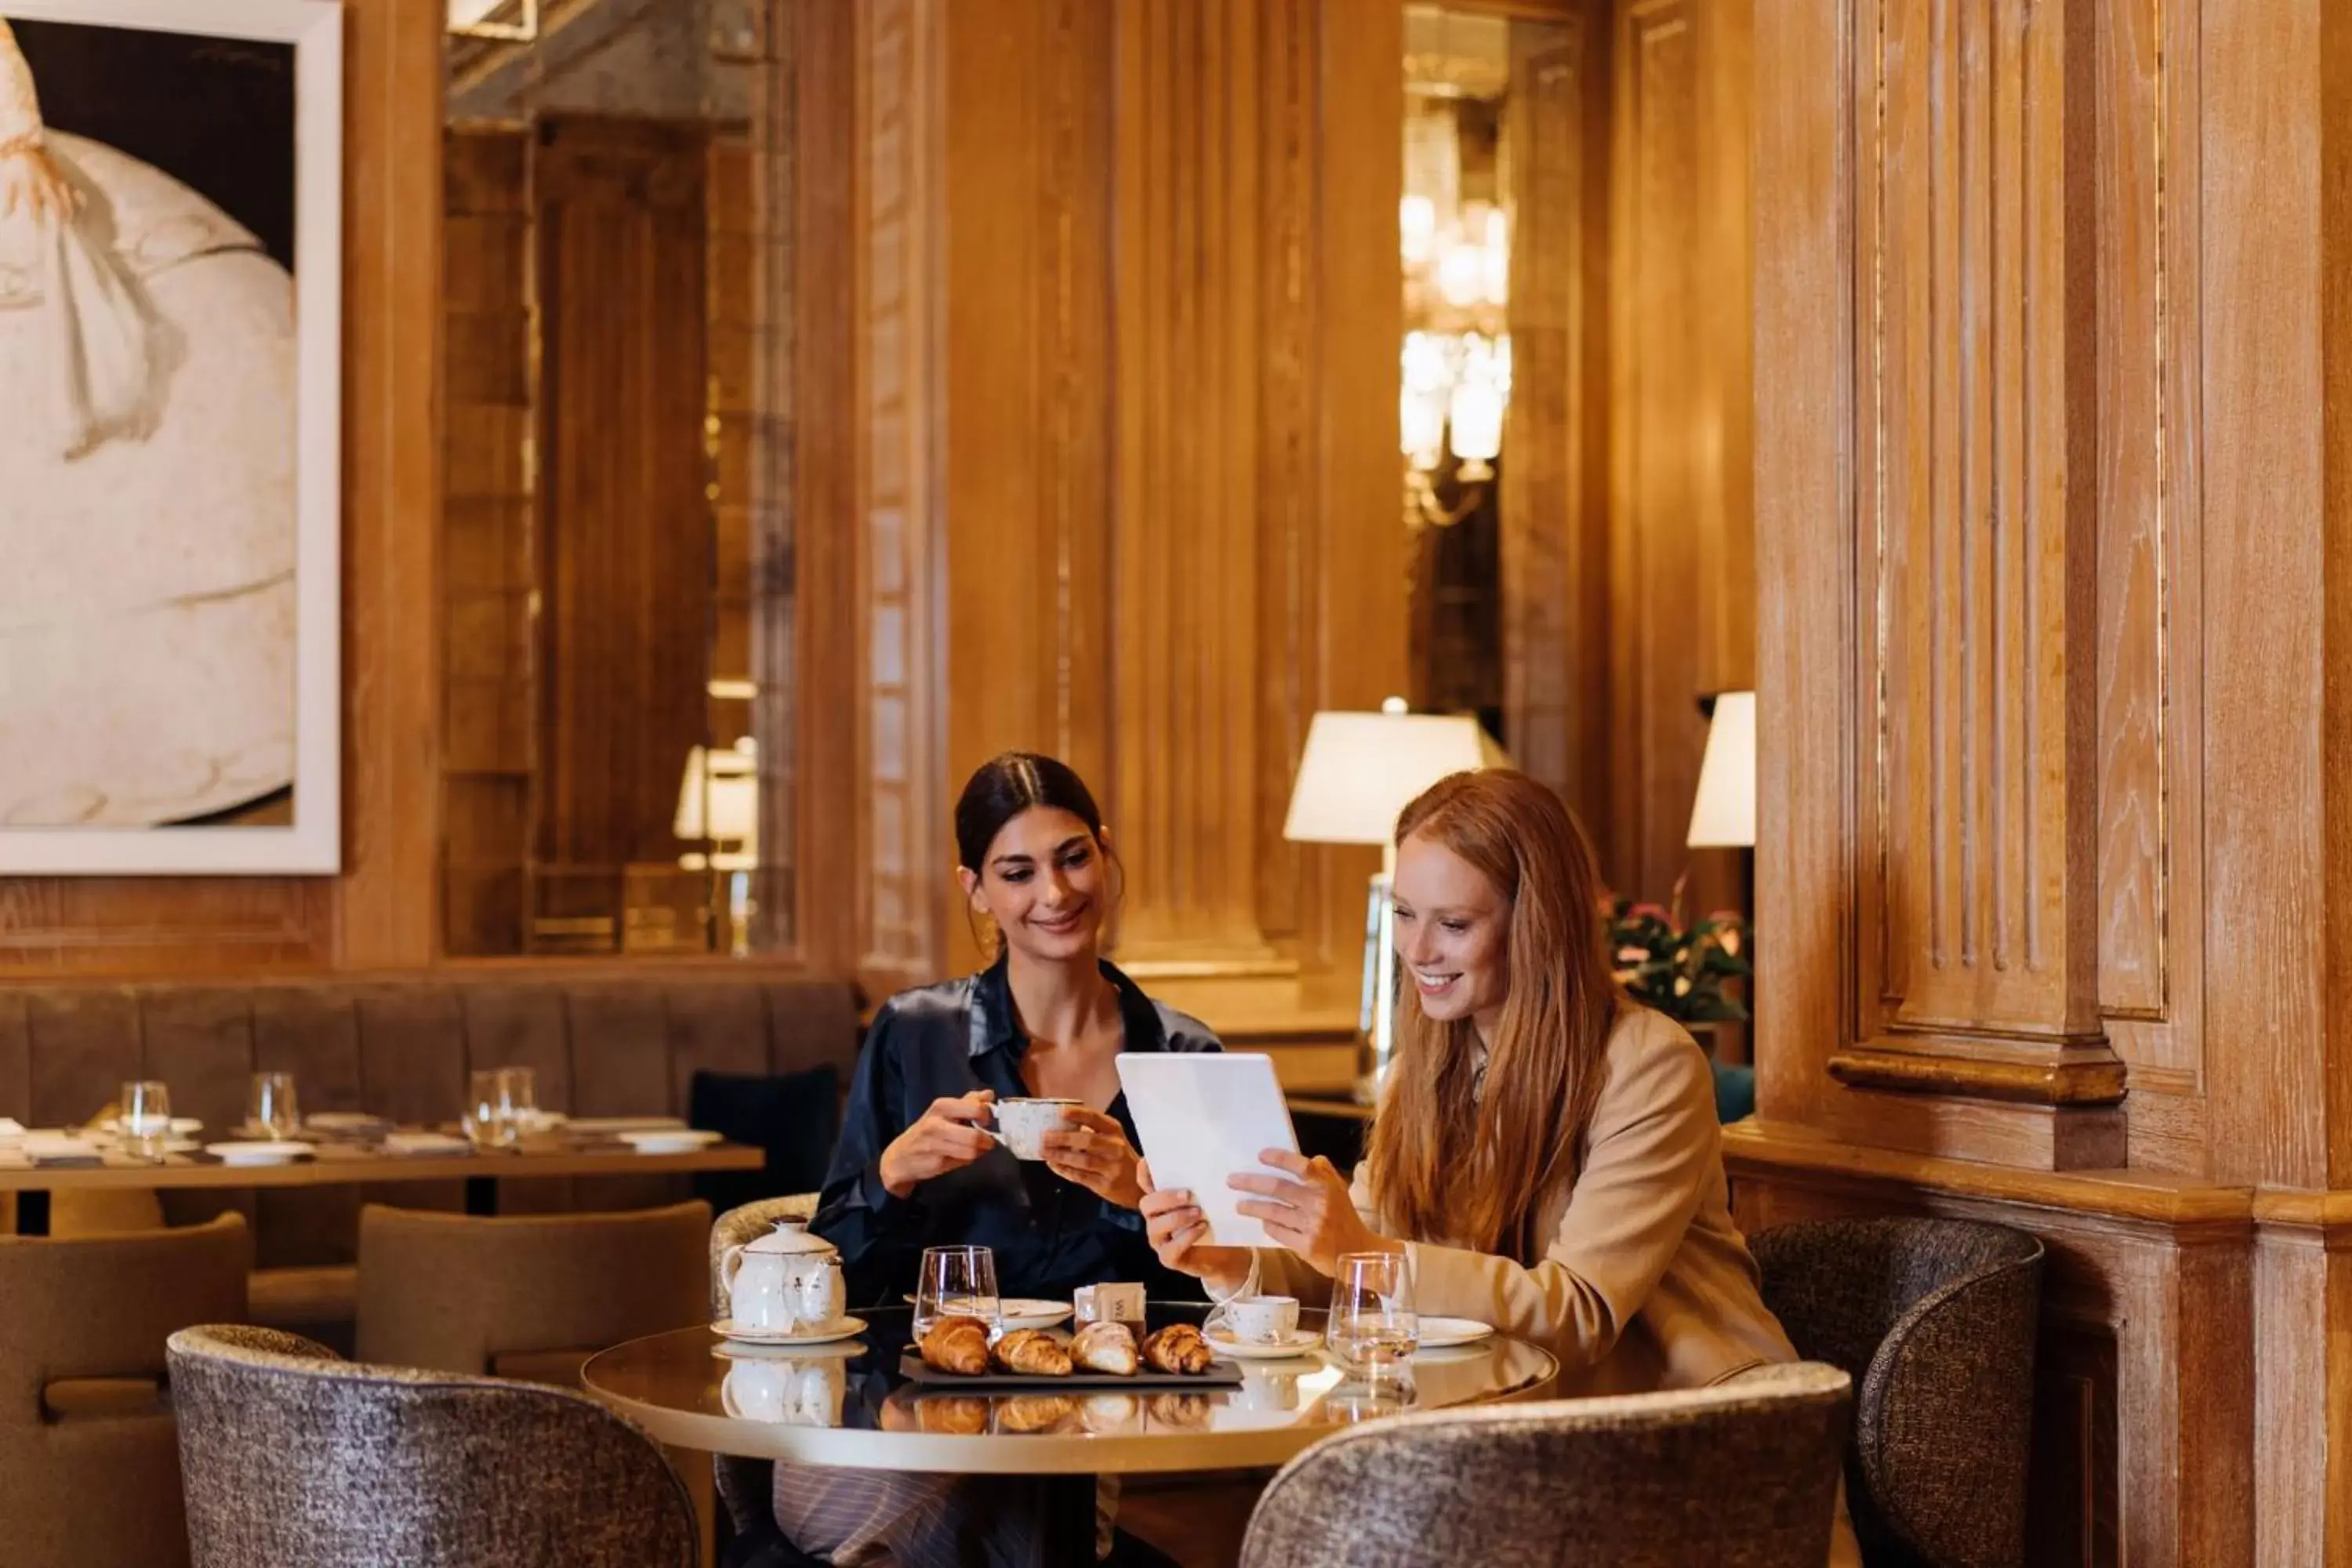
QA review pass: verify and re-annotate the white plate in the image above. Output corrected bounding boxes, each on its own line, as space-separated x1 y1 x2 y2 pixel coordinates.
204 1141 314 1167
383 1132 473 1157
1414 1316 1495 1349
899 1296 1074 1332
712 1316 868 1348
1205 1327 1325 1361
619 1128 724 1154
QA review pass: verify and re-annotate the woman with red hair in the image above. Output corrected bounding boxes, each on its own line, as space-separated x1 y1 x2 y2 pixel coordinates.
1141 768 1855 1563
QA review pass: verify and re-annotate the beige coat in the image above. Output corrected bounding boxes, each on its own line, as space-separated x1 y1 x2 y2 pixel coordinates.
1260 1006 1859 1563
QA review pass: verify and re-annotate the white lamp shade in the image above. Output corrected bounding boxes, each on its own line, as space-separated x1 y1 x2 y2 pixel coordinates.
1283 710 1504 847
1685 691 1756 848
675 743 760 848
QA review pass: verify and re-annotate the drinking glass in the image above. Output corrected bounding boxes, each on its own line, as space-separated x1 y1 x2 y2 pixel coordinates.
498 1066 540 1135
121 1080 172 1163
463 1069 517 1150
249 1072 301 1140
1325 1250 1417 1374
913 1245 1001 1341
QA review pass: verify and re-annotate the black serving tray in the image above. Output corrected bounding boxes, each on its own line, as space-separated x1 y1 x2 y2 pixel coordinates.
897 1351 1242 1392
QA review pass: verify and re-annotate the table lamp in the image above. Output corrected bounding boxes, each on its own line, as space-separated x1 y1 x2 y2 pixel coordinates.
1686 691 1755 849
676 739 760 954
1282 700 1508 1101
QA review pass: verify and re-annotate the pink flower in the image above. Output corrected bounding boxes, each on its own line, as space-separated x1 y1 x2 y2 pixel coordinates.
1615 946 1646 964
1629 902 1671 922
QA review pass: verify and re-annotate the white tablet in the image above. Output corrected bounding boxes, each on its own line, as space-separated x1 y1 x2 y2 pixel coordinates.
1116 1052 1305 1251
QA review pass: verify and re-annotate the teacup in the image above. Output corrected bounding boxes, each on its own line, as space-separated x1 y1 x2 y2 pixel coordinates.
1235 1366 1302 1412
1227 1294 1301 1345
722 1356 846 1427
991 1097 1082 1161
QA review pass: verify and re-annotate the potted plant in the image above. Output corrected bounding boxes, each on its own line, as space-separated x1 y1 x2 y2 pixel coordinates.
1604 895 1752 1026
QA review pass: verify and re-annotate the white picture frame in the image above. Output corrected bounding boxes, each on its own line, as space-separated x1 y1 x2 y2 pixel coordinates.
0 0 343 874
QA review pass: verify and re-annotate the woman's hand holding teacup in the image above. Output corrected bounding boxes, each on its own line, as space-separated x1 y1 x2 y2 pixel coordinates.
1229 1149 1398 1279
1138 1160 1253 1296
1039 1106 1146 1209
877 1090 997 1199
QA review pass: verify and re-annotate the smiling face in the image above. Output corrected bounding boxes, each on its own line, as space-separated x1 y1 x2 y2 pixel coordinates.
1391 829 1512 1040
959 805 1109 964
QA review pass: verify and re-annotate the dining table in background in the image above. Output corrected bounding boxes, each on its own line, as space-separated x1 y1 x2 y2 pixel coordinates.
0 1134 764 1235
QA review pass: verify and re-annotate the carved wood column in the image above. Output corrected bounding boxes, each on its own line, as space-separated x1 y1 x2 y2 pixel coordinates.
1812 0 2128 1167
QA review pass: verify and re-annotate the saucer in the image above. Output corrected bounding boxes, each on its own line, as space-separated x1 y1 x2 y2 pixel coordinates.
204 1141 314 1167
1414 1316 1495 1349
711 1316 868 1348
619 1128 724 1155
1205 1327 1323 1361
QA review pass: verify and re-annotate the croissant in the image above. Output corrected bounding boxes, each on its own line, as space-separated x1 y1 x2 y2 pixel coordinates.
990 1328 1074 1377
916 1396 990 1435
996 1394 1076 1433
1140 1323 1214 1375
1080 1393 1142 1435
1147 1391 1214 1430
1071 1320 1138 1376
918 1315 992 1376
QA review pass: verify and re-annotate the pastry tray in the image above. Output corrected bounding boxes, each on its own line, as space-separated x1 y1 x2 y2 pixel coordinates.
897 1351 1242 1391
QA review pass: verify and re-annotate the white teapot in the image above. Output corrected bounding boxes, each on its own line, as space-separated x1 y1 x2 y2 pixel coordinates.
722 1353 848 1427
720 1222 846 1334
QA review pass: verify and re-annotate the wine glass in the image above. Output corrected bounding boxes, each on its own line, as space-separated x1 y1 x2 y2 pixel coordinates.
1325 1250 1417 1374
248 1072 300 1140
121 1080 172 1163
913 1245 1001 1341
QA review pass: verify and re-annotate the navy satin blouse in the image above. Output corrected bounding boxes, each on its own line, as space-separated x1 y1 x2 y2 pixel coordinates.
813 956 1222 1308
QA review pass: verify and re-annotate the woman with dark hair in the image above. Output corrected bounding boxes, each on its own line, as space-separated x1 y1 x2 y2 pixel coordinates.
815 750 1220 1309
1138 768 1857 1565
766 753 1217 1567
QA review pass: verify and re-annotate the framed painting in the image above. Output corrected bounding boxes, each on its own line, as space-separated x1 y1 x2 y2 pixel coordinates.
0 0 340 873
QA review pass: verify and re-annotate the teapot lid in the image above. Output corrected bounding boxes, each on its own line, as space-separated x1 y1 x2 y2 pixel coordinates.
742 1221 837 1257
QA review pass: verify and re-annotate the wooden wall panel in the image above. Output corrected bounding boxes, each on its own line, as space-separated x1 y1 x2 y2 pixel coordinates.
531 118 713 929
1502 9 1611 843
1610 0 1708 907
837 0 1402 1016
1855 0 2103 1049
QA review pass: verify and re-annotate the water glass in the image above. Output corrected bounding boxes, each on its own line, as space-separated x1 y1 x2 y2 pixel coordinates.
121 1080 172 1163
913 1245 1001 1341
463 1069 517 1150
249 1072 301 1140
1325 1250 1417 1374
499 1065 539 1132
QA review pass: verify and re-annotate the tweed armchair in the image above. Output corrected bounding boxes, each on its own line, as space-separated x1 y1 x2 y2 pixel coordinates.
708 1194 820 1535
0 1213 251 1568
168 1323 697 1568
1750 1218 2045 1568
1240 1361 1853 1567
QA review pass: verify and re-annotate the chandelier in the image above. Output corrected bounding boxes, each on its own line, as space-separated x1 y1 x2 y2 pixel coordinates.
1399 189 1511 528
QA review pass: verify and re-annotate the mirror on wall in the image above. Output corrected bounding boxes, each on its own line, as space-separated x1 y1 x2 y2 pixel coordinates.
437 0 794 959
1399 6 1515 742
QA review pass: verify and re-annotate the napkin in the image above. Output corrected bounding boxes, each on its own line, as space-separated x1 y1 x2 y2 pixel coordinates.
0 1118 24 1141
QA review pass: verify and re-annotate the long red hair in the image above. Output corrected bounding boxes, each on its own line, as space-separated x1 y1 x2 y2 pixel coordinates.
1363 769 1621 1265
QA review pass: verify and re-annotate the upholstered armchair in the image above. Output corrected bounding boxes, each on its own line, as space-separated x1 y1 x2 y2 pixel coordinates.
1750 1217 2045 1568
168 1323 697 1568
1240 1361 1853 1567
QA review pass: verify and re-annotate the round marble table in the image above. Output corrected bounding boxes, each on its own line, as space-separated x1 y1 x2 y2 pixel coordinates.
583 1306 1558 1475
